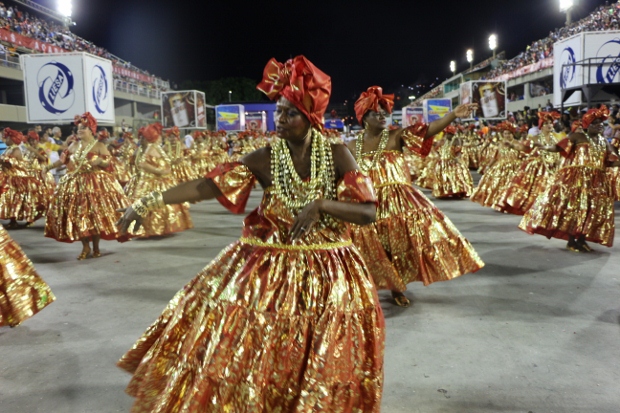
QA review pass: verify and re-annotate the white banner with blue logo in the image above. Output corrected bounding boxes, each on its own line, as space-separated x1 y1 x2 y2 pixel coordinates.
22 53 114 124
553 33 583 107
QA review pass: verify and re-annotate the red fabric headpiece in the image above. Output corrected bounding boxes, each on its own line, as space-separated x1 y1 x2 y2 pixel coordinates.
165 126 180 138
496 122 516 134
519 125 529 133
74 112 97 135
571 120 583 133
354 86 395 124
257 55 332 128
123 132 134 140
97 129 110 141
537 111 561 129
582 105 610 129
143 123 163 143
443 125 457 135
3 128 26 144
27 130 40 142
192 130 205 139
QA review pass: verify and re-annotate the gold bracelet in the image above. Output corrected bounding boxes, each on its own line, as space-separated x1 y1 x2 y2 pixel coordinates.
143 191 165 209
131 198 149 218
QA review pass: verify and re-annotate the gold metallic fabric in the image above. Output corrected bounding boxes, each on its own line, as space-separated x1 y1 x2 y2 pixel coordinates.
519 140 615 246
0 155 47 222
0 225 55 327
128 155 193 238
118 164 385 413
44 153 129 242
431 143 473 199
351 151 484 289
470 145 522 210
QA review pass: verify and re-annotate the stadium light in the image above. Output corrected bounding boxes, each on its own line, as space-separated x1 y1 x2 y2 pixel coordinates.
560 0 574 25
489 34 497 58
466 49 473 69
57 0 72 17
228 90 232 102
450 60 456 75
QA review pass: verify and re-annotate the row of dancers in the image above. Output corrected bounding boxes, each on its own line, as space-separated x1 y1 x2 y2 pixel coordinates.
1 55 618 412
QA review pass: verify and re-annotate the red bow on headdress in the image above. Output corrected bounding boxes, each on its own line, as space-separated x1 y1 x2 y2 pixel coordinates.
354 86 395 124
192 130 205 139
143 123 163 143
3 128 26 145
165 126 180 138
496 122 516 134
27 130 40 142
571 120 583 133
537 111 561 129
74 112 97 135
444 125 457 135
257 55 331 128
123 131 134 140
519 124 529 133
582 105 610 129
97 129 110 141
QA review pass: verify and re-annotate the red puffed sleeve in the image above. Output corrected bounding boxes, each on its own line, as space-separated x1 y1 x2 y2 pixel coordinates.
556 138 574 158
206 162 257 214
337 170 378 206
401 123 433 157
607 151 619 165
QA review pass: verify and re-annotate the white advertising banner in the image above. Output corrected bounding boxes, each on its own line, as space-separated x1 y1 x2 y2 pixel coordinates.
584 31 620 85
21 53 115 124
553 33 583 107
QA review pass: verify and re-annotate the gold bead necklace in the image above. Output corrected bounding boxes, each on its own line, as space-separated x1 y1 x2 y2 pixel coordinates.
355 128 390 174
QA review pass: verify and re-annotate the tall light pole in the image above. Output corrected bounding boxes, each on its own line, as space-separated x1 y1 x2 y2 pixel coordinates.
489 34 497 59
228 90 232 102
466 49 473 70
450 60 456 76
57 0 73 26
560 0 574 25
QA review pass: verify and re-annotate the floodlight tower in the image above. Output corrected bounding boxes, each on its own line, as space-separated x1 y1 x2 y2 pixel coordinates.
466 49 473 70
489 34 497 59
560 0 574 25
450 60 456 76
57 0 73 26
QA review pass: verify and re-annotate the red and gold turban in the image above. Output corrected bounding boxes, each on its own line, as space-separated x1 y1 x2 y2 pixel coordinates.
571 120 583 133
443 125 457 135
27 130 40 142
354 86 395 124
192 130 205 139
143 123 163 143
257 55 331 128
165 126 180 138
123 131 134 140
137 127 145 138
582 105 610 129
496 121 516 134
537 111 561 129
3 128 26 145
97 128 110 141
74 112 97 135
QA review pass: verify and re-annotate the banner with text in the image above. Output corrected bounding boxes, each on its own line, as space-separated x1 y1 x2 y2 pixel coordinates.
215 104 245 131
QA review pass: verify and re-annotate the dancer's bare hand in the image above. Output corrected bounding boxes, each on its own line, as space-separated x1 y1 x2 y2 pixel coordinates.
290 200 322 240
116 207 142 234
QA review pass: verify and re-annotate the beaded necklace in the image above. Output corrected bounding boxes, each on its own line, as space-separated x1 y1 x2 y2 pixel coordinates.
138 143 171 169
355 128 390 174
585 133 607 163
72 139 98 172
270 129 335 214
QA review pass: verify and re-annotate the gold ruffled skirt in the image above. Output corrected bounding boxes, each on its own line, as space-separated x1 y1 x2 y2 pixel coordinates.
519 166 615 246
498 157 553 215
0 174 47 222
471 158 522 210
172 158 198 183
118 241 384 412
431 158 473 199
606 166 620 201
351 184 484 288
0 226 55 327
110 157 132 186
44 171 129 243
461 146 479 169
128 174 192 238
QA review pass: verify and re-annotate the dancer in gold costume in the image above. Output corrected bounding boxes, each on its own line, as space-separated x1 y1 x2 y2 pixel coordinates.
431 125 474 199
44 113 130 260
348 86 484 307
0 129 46 228
520 106 620 252
0 225 55 327
165 126 194 184
116 56 384 413
127 123 192 238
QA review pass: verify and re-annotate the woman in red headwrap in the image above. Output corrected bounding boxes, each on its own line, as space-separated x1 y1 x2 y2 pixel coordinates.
497 112 562 215
470 121 524 210
0 129 46 228
164 126 195 184
520 105 620 252
0 224 55 327
347 86 483 307
116 56 384 412
429 125 474 199
125 122 192 238
107 130 133 187
44 113 130 260
189 130 209 176
23 130 56 219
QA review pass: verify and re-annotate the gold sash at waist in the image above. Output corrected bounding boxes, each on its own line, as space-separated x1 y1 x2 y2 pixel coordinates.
375 180 410 189
239 237 352 251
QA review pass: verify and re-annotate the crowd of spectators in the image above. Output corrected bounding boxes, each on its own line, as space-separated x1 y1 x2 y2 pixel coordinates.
486 1 620 80
0 1 170 95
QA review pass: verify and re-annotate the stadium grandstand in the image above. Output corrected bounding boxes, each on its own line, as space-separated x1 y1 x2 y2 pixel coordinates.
0 0 169 131
413 1 620 114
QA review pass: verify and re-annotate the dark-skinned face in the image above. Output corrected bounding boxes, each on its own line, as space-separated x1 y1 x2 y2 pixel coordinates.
364 108 388 130
587 118 604 135
274 97 311 142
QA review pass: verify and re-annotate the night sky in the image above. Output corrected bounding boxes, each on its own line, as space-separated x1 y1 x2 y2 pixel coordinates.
56 0 610 102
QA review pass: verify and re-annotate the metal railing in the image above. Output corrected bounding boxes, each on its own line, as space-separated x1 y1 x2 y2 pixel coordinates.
114 79 161 99
0 54 21 70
